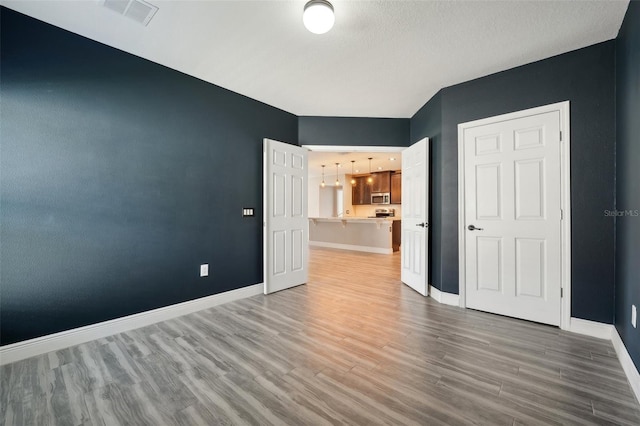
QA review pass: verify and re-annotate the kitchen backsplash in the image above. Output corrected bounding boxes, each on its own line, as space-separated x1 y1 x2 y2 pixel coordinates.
352 204 402 218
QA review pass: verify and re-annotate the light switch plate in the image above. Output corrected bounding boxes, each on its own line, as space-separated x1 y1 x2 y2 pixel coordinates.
242 208 255 217
200 264 209 277
632 304 637 328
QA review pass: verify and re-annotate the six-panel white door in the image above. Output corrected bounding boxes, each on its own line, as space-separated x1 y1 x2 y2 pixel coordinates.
401 138 429 296
463 111 562 326
263 138 308 295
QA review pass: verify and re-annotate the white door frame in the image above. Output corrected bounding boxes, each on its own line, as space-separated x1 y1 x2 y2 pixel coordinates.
457 101 572 330
302 145 402 152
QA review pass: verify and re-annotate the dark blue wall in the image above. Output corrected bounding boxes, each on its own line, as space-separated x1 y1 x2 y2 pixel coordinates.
410 91 442 290
0 8 298 345
299 116 409 147
615 0 640 369
411 41 617 323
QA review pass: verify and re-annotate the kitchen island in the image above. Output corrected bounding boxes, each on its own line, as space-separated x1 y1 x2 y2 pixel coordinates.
308 217 401 254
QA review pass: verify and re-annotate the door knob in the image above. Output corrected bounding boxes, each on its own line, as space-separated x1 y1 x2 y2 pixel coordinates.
468 224 484 231
416 222 427 228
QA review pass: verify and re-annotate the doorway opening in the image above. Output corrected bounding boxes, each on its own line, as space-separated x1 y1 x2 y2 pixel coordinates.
304 145 404 286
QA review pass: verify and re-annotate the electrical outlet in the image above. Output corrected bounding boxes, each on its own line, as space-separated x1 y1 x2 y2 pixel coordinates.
632 304 637 328
200 264 209 277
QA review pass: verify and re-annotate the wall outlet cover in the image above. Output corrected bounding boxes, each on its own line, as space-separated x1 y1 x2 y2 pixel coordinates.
632 304 637 328
200 264 209 277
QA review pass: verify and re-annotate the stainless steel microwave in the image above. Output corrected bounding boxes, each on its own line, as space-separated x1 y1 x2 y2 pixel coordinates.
371 193 390 205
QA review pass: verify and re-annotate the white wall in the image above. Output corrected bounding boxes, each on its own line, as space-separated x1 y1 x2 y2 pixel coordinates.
308 175 322 218
344 175 354 216
309 173 356 218
319 186 335 217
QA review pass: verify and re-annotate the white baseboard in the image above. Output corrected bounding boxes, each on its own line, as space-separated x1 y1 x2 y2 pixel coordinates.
309 241 393 255
429 285 460 306
565 318 639 404
612 327 640 404
0 283 263 366
567 317 614 340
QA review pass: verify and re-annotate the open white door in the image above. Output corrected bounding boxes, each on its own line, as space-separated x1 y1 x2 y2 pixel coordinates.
401 138 429 296
263 138 308 295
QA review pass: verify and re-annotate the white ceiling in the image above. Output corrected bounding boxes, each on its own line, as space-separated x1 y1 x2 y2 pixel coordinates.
1 1 629 118
308 150 402 178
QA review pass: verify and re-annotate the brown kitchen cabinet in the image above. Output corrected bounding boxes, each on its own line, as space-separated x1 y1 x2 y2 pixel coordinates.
351 176 371 205
390 172 402 204
392 220 402 251
371 171 391 193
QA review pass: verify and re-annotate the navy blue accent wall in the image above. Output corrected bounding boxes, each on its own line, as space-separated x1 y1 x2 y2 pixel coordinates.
410 91 442 290
411 42 617 323
615 0 640 369
0 8 298 345
299 116 409 147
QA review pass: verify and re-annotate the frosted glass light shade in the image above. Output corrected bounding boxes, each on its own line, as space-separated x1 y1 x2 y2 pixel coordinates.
303 0 335 34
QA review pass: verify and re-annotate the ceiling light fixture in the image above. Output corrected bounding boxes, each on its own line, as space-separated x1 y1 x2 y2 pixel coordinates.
367 158 373 184
321 164 326 187
303 0 335 35
335 163 340 186
350 160 356 185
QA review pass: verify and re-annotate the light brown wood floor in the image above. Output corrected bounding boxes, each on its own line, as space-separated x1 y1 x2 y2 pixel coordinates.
1 246 639 425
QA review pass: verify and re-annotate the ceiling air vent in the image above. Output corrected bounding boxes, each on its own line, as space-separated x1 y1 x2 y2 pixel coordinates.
102 0 158 26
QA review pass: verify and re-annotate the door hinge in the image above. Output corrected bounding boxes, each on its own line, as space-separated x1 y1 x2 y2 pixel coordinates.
561 288 563 298
560 131 563 141
560 209 564 220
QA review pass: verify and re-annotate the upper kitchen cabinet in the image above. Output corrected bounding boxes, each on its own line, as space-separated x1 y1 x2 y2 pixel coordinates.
371 171 391 193
352 176 372 205
391 172 401 204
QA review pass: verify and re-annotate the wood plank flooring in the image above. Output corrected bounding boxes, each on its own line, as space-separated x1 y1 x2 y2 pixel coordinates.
2 246 639 425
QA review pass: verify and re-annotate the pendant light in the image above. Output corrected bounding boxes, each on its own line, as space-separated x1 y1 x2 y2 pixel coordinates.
335 163 340 186
367 157 373 184
321 165 326 187
303 0 335 35
350 160 356 185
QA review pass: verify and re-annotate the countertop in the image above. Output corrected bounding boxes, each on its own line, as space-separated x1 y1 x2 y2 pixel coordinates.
308 217 401 222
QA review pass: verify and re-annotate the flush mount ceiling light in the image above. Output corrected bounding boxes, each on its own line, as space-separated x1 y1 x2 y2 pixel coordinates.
303 0 335 34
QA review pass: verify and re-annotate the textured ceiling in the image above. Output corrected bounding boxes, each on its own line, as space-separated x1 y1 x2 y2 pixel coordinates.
1 0 629 118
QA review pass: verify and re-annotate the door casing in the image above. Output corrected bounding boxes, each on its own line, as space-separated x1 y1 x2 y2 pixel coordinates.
457 101 571 330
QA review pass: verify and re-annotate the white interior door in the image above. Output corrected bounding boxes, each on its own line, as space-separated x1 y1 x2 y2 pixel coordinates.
264 138 308 295
401 138 429 296
463 111 562 326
